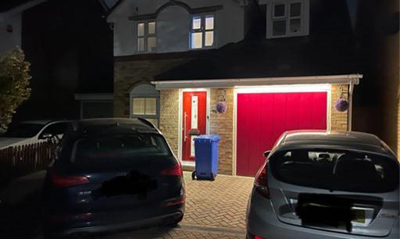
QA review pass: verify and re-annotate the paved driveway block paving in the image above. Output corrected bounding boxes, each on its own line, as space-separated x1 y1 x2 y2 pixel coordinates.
98 226 246 239
96 172 254 238
182 172 254 230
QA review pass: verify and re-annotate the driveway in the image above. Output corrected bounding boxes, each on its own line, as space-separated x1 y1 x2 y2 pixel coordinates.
98 172 254 239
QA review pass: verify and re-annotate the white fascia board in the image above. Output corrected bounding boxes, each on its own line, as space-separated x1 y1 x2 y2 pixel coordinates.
152 74 363 90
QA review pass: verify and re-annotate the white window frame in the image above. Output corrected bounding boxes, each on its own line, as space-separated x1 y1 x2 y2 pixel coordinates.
266 0 310 39
129 84 160 126
136 20 157 53
189 14 216 50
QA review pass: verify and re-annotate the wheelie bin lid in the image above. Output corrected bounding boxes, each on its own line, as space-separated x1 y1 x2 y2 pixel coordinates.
194 135 221 142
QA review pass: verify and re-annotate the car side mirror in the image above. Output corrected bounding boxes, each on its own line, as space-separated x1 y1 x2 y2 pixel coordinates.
40 133 53 140
263 150 271 158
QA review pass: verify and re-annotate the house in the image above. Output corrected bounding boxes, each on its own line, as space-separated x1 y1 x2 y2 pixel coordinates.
108 0 363 176
0 0 114 123
0 0 46 55
350 0 399 157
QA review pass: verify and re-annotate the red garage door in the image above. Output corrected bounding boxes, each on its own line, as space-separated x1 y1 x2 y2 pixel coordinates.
236 92 327 176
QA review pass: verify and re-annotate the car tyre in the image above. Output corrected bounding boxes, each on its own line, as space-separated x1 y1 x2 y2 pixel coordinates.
165 214 184 227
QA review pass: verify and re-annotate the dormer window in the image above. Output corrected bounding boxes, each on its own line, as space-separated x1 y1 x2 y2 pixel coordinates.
137 20 157 52
190 14 215 49
266 0 309 39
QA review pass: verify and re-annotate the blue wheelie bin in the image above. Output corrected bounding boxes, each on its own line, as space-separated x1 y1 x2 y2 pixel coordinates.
192 135 221 180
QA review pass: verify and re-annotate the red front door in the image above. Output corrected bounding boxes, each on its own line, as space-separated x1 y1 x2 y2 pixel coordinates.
236 92 327 176
182 91 207 161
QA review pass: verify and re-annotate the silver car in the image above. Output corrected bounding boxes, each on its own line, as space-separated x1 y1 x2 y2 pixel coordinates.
246 130 399 239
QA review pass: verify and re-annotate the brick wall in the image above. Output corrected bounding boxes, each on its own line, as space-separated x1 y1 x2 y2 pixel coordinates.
331 84 349 131
159 89 180 157
209 89 234 175
113 58 186 118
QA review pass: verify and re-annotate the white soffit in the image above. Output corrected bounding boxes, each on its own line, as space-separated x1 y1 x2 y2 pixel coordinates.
152 74 363 90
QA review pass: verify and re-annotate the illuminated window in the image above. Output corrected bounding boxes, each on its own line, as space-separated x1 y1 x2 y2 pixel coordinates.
190 14 215 49
130 84 159 126
267 0 309 39
133 98 157 116
137 20 157 52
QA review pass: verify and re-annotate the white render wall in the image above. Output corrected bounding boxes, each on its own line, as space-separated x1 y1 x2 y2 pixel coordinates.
108 0 246 56
157 5 190 53
0 14 22 56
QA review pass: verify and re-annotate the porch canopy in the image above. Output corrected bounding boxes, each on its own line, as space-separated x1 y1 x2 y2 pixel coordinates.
151 74 362 90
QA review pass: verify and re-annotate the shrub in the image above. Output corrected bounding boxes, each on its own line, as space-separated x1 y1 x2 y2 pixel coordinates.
0 47 31 130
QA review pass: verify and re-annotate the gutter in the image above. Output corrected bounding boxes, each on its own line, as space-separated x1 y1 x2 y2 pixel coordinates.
151 74 363 90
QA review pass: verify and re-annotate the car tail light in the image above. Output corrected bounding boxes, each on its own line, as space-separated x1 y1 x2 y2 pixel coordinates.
163 197 185 207
255 236 266 239
51 173 90 188
254 162 270 198
161 163 183 177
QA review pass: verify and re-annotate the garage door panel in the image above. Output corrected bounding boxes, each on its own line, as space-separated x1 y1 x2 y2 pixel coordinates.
260 94 274 155
247 94 259 175
237 92 327 177
237 94 248 175
298 93 312 129
312 93 328 129
286 93 300 130
272 94 286 141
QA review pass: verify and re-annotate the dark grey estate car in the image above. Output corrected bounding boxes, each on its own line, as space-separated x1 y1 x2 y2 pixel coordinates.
42 118 185 238
247 130 399 239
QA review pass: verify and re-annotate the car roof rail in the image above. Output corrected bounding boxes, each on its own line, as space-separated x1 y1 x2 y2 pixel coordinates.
137 118 156 129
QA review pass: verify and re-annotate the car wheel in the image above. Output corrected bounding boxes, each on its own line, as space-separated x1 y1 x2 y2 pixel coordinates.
191 171 196 180
165 214 184 227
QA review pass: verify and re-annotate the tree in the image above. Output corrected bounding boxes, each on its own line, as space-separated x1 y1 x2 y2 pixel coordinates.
0 47 31 130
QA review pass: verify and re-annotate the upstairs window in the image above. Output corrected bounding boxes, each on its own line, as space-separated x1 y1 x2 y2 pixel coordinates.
190 14 215 49
267 0 309 39
137 20 157 52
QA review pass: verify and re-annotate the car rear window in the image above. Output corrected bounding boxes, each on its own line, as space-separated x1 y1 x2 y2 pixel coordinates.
270 149 399 193
69 134 171 165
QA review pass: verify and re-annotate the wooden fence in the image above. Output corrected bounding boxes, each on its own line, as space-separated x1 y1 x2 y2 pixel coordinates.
0 142 57 187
